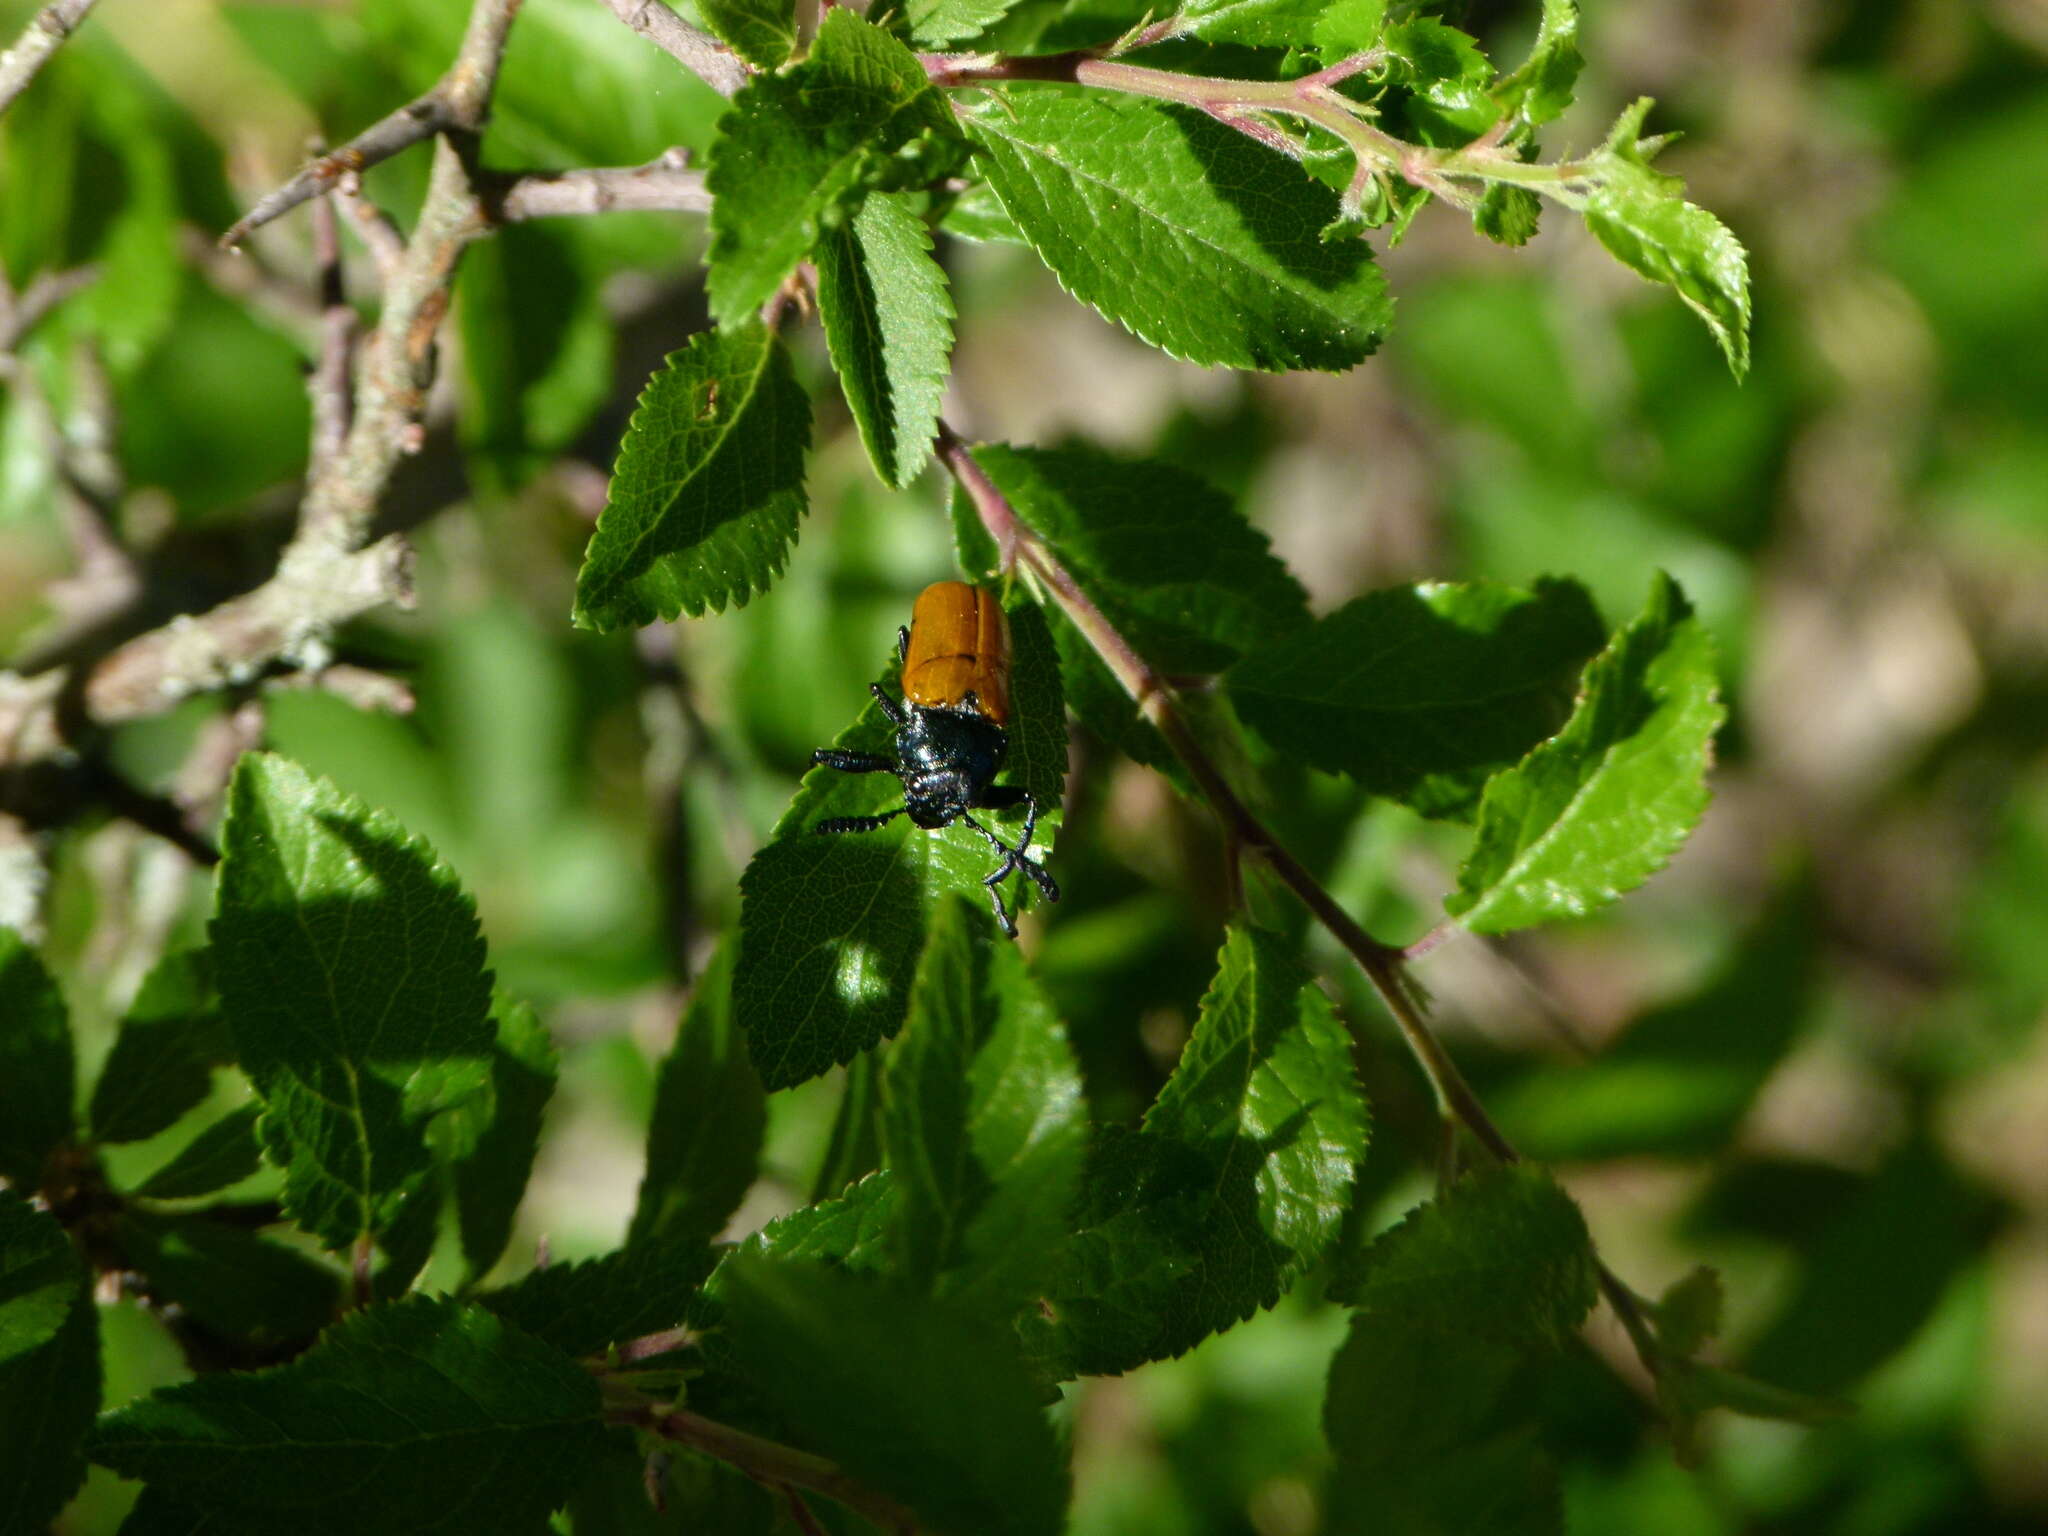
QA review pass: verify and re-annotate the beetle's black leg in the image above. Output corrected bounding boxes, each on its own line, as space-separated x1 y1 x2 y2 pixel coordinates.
982 873 1019 938
868 682 907 727
966 794 1062 906
811 749 897 775
814 809 906 836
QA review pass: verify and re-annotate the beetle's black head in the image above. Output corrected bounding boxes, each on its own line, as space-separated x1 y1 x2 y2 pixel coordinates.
894 703 1008 827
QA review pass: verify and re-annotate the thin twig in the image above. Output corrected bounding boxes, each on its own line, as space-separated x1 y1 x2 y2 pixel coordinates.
72 0 519 727
0 0 99 119
480 152 711 222
307 177 355 477
218 0 525 248
0 263 100 351
599 0 748 97
336 174 407 284
622 1405 917 1535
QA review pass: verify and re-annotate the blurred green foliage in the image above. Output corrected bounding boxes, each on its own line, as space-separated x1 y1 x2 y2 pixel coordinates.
4 0 2048 1531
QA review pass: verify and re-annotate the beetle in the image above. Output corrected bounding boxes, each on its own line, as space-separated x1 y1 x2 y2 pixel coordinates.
809 581 1060 938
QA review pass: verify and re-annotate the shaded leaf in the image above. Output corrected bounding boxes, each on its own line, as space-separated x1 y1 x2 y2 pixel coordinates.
132 1104 264 1201
1325 1321 1560 1536
115 1213 342 1345
735 600 1066 1090
482 1234 715 1358
574 322 811 629
90 1296 603 1535
716 1254 1066 1536
88 947 227 1146
1329 1165 1598 1349
0 930 74 1187
816 191 954 488
212 754 494 1260
1033 927 1368 1375
969 90 1390 371
0 1194 97 1536
448 995 559 1283
705 11 962 325
883 896 1086 1309
1227 579 1606 821
630 941 765 1251
1448 573 1722 932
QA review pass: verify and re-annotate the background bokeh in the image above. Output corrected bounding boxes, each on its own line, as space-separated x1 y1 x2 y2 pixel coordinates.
4 1 2048 1531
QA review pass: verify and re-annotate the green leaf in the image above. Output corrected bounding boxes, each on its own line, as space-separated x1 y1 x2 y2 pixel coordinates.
1312 0 1387 60
132 1104 264 1201
91 1296 603 1534
1179 0 1328 49
1474 182 1542 247
0 1194 98 1536
0 930 74 1187
969 90 1391 372
114 1213 342 1346
716 1253 1066 1536
88 948 228 1146
1583 100 1751 378
212 754 495 1259
883 897 1086 1309
1654 1265 1723 1360
907 0 1028 46
0 1191 77 1366
1226 579 1606 821
735 599 1067 1090
815 191 954 488
743 1169 901 1273
812 1048 886 1201
949 441 1306 783
937 182 1025 245
1448 573 1723 932
951 443 1309 672
1036 926 1368 1375
1493 0 1582 129
1381 18 1500 142
698 0 796 68
482 1234 715 1358
705 10 962 325
573 322 811 630
448 995 559 1283
1330 1166 1598 1348
630 941 766 1251
1324 1321 1560 1536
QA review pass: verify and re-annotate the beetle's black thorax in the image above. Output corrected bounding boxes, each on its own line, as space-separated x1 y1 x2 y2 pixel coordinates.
896 703 1008 828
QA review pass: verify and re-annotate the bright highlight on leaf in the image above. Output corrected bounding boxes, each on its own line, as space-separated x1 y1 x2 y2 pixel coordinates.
574 321 811 629
1448 572 1723 932
969 90 1392 372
